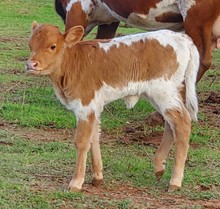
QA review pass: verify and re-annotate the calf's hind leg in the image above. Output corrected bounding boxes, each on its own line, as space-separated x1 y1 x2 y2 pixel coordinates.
154 122 174 181
165 107 191 191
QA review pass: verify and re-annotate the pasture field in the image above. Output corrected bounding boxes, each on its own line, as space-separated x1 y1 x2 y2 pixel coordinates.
0 0 220 208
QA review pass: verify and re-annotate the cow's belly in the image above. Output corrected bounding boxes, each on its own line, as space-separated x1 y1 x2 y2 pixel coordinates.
126 12 183 31
125 3 183 31
89 0 183 33
212 15 220 37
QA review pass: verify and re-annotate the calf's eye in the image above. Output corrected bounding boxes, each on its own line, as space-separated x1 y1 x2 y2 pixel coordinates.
50 44 56 50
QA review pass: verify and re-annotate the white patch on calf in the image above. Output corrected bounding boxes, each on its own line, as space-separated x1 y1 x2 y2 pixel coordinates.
99 33 145 52
177 0 196 20
66 77 184 122
99 29 191 57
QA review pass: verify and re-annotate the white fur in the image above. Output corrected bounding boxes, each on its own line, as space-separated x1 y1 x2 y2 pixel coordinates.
124 95 139 109
177 0 196 20
127 0 183 31
66 0 93 14
99 29 188 55
66 72 198 123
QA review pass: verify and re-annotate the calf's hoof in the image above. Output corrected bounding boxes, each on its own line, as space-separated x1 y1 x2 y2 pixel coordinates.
155 170 164 181
69 186 82 192
168 185 180 192
92 179 104 187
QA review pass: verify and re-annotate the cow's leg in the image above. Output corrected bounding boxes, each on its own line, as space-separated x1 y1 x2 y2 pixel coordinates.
164 107 191 191
90 119 103 186
96 22 120 39
195 26 213 82
184 16 212 82
154 122 174 181
69 113 95 192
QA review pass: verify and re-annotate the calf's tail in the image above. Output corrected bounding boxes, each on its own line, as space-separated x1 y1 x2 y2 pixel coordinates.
184 44 200 121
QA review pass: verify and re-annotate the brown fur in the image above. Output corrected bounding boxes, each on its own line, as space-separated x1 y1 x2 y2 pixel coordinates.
155 12 183 23
184 0 220 81
101 0 160 18
65 1 88 31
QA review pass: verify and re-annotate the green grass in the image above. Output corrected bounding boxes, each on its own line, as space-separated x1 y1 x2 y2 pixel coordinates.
1 129 220 208
0 0 220 208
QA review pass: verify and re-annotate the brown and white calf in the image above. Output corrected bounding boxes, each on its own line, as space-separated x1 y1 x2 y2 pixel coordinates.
26 22 199 191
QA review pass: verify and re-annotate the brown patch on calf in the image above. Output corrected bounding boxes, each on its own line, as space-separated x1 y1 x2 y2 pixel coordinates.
97 39 179 86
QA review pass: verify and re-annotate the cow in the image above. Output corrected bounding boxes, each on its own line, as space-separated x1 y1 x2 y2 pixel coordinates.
26 22 199 192
55 0 220 82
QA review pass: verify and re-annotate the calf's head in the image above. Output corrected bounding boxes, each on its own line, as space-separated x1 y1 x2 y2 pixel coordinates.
26 21 84 75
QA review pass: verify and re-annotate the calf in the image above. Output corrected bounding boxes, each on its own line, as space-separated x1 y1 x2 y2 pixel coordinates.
26 22 199 192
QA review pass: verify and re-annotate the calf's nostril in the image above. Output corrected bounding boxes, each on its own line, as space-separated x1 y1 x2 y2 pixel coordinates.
33 62 38 67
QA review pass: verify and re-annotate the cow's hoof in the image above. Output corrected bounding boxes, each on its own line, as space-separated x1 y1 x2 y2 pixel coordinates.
69 187 81 192
168 185 180 192
155 170 164 181
92 179 104 187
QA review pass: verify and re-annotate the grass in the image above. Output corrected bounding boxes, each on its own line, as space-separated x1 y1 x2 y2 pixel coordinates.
0 0 220 208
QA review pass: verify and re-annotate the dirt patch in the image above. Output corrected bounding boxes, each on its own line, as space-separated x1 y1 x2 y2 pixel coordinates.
120 125 162 147
199 91 220 128
0 121 74 143
82 183 220 209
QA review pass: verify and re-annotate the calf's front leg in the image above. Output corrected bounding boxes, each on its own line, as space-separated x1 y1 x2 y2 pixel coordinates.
69 113 96 192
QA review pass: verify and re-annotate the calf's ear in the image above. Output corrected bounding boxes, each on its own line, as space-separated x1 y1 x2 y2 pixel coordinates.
64 26 84 44
32 21 39 31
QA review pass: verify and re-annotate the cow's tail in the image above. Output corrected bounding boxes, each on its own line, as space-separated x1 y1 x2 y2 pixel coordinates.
55 0 66 22
184 43 199 122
